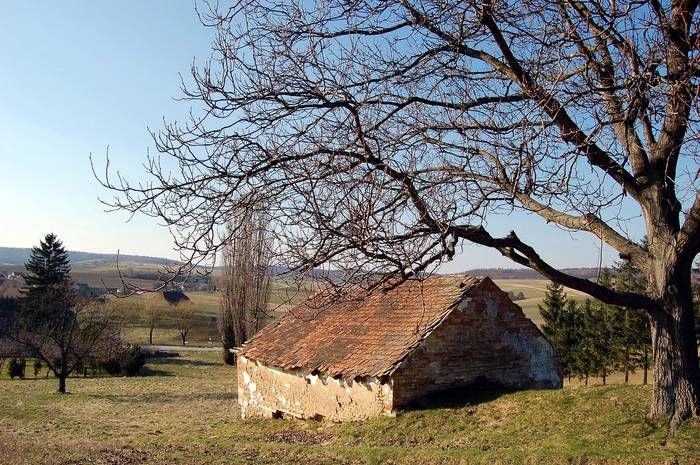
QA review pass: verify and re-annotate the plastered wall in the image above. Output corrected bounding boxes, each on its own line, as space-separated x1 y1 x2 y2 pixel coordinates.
237 355 394 421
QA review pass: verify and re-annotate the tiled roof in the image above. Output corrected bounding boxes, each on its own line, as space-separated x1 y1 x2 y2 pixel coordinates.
238 275 484 379
162 289 189 304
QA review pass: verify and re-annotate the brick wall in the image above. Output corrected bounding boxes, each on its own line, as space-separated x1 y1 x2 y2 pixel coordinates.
391 279 562 407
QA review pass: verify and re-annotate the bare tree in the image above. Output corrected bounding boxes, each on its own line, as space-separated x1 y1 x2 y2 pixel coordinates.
142 299 162 345
15 286 123 393
96 0 700 425
219 204 273 363
171 297 194 346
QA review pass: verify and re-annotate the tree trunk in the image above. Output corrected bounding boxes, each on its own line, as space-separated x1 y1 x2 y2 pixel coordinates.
58 375 66 394
643 348 649 385
648 282 700 428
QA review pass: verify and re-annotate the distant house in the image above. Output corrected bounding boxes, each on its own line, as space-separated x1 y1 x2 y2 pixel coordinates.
237 275 562 422
162 289 190 304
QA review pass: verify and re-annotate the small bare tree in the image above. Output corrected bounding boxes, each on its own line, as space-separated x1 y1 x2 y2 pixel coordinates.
15 285 123 393
144 302 161 345
172 298 194 346
15 234 123 393
219 205 273 364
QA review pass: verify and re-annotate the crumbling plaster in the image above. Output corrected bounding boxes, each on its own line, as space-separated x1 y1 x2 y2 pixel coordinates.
238 355 394 421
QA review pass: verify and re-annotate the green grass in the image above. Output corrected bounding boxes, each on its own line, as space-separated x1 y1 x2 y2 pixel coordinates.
1 353 698 464
494 279 590 327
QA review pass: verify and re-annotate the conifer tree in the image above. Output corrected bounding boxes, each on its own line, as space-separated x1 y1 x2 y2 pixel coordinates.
592 271 621 385
540 282 567 329
573 299 605 386
23 233 71 287
559 300 581 382
21 233 71 324
540 281 577 380
16 234 121 393
613 257 652 384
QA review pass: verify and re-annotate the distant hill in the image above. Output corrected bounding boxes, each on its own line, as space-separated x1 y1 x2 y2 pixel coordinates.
2 246 694 284
461 267 601 280
0 247 177 267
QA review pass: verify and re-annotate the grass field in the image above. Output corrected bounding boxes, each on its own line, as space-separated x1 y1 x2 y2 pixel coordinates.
494 279 590 326
1 353 698 464
116 283 311 346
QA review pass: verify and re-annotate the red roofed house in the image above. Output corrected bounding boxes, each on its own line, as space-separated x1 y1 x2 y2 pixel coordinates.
237 275 562 421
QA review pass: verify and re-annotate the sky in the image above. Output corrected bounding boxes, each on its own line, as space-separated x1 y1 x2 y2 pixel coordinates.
0 2 639 273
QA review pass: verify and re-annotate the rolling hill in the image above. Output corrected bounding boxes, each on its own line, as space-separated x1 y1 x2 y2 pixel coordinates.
0 246 177 267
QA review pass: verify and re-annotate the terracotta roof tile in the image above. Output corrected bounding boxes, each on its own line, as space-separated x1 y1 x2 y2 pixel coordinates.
238 275 484 378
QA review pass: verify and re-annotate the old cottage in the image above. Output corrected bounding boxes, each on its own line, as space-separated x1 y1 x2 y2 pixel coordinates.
237 275 562 421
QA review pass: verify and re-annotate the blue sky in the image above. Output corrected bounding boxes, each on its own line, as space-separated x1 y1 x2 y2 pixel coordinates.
0 2 636 272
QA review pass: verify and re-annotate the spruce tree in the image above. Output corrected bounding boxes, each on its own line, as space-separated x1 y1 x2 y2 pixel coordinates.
21 234 72 326
22 233 71 290
612 256 652 384
19 234 77 392
540 281 576 380
559 299 581 382
573 299 605 385
592 270 620 385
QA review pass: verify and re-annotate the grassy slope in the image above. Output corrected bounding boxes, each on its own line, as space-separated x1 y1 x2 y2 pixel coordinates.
1 354 698 465
494 279 589 326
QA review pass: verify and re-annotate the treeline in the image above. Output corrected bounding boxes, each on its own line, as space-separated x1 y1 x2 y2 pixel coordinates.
542 260 700 385
541 261 652 384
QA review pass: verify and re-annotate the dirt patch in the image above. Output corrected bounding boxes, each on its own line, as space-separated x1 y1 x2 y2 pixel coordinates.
56 446 149 465
266 429 331 445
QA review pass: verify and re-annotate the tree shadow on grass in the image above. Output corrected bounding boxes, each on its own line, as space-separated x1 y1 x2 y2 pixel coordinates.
146 357 222 368
400 381 517 412
87 391 236 404
138 366 176 377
